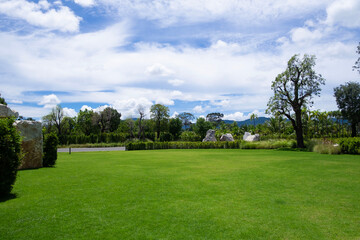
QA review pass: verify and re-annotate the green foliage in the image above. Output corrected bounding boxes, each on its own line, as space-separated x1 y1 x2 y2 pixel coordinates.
125 140 297 151
169 118 182 140
0 93 7 105
267 54 325 148
0 118 21 196
206 112 224 127
194 117 212 139
99 107 121 133
150 104 170 138
43 133 59 167
339 138 360 154
334 81 360 137
180 131 201 141
178 112 194 129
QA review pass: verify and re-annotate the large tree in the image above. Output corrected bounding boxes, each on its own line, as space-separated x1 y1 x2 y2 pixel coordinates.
99 107 121 133
178 112 194 130
150 104 169 139
206 112 224 127
334 82 360 137
267 54 325 148
169 117 182 140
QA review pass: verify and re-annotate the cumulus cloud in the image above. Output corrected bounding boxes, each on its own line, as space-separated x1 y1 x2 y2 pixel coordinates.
63 107 77 117
112 97 153 119
326 0 360 28
193 105 205 113
291 27 322 42
146 63 174 77
155 97 174 106
0 0 81 32
74 0 96 7
168 79 184 87
38 94 61 108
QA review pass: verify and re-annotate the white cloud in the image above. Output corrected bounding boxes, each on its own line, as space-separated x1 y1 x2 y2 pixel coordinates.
0 0 81 32
291 27 322 42
155 97 174 106
9 99 23 104
326 0 360 28
98 0 332 26
168 79 184 87
223 110 266 121
74 0 95 7
80 105 93 111
63 107 77 117
146 63 174 77
193 105 205 113
171 111 179 118
112 98 153 119
38 94 61 108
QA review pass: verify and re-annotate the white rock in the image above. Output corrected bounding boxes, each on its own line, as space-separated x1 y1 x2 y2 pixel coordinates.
220 133 234 141
202 129 217 142
243 132 260 142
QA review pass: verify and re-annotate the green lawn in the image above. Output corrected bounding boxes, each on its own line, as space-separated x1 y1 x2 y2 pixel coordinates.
1 150 360 239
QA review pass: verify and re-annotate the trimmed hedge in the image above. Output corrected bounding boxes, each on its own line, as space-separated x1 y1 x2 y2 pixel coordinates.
58 133 129 145
0 118 22 196
43 133 59 167
125 140 297 151
338 137 360 154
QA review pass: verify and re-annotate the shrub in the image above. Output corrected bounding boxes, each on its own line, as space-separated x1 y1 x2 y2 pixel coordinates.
0 118 22 196
339 137 360 154
180 131 201 141
43 133 59 167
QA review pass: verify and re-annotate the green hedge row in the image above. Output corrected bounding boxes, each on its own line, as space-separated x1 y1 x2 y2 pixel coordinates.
125 140 297 151
58 133 129 145
338 137 360 154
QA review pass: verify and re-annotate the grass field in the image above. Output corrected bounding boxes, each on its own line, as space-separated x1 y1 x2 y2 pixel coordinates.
1 150 360 239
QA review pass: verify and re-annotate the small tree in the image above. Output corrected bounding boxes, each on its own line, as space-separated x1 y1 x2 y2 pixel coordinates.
0 118 21 196
194 117 213 139
137 105 146 140
334 82 360 137
43 133 59 167
0 93 7 105
267 54 325 148
250 113 258 131
43 105 64 136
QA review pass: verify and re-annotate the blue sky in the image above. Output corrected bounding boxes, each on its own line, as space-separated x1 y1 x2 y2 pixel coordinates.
0 0 359 120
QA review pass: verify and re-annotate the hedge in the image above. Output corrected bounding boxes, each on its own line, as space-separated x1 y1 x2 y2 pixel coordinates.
0 118 22 196
338 137 360 154
43 133 59 167
58 133 129 145
125 140 297 151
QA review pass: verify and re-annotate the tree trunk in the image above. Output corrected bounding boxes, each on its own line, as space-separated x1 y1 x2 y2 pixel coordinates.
351 122 357 137
295 109 305 148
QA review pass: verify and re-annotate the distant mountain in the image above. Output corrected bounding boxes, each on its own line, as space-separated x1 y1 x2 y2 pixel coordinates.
223 117 270 127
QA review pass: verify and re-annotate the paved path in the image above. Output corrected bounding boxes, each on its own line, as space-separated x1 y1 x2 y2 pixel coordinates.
58 147 126 153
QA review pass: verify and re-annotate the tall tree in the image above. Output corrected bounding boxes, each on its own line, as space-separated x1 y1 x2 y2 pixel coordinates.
206 112 224 127
43 105 64 136
178 112 194 130
266 54 325 148
169 117 182 140
194 117 213 139
150 104 169 139
76 109 99 135
99 107 121 133
250 113 258 130
137 105 146 139
353 42 360 74
334 81 360 137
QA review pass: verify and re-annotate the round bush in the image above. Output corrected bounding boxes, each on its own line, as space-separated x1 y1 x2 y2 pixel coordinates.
0 118 21 196
43 133 59 167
